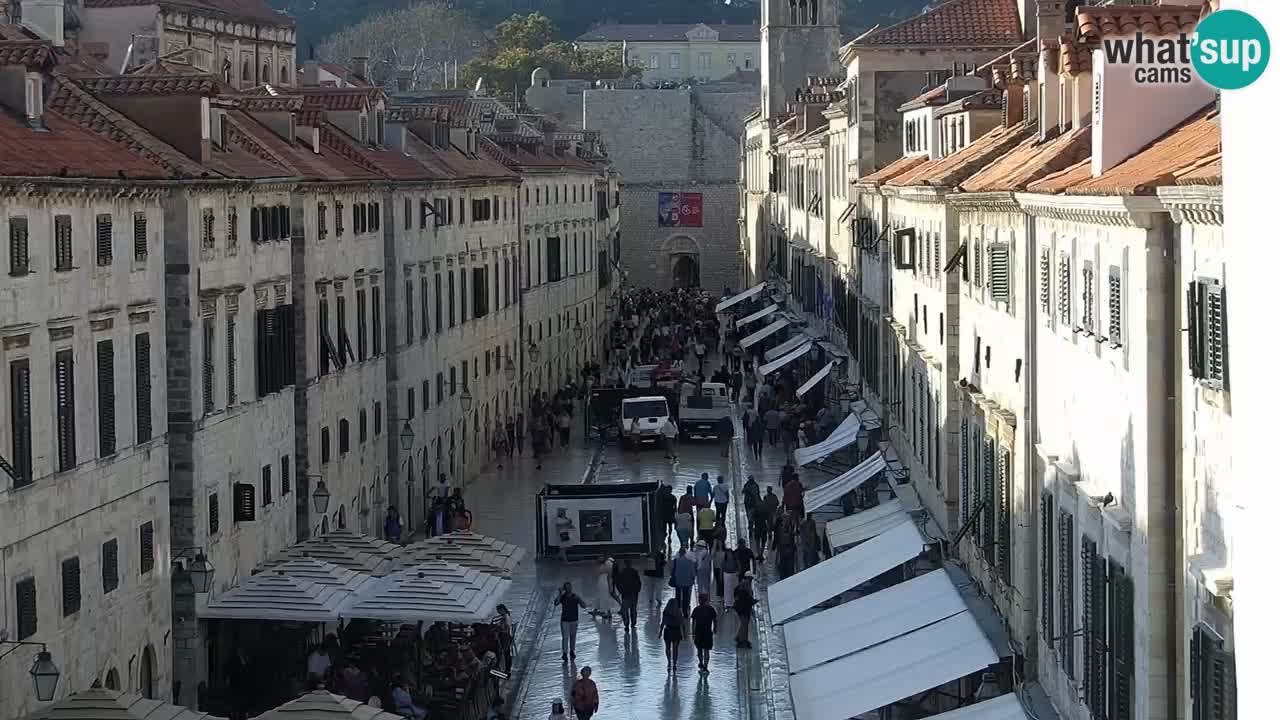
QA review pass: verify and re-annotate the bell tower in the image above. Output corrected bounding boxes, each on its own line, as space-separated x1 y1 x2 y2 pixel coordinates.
760 0 842 119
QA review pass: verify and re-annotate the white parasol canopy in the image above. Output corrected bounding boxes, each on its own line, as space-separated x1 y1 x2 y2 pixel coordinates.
399 532 527 577
340 561 510 625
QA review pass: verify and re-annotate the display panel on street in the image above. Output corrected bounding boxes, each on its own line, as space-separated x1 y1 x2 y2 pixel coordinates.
544 496 645 546
657 192 703 227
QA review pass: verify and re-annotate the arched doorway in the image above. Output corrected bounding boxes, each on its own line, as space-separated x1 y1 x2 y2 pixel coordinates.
139 646 156 699
105 668 120 690
662 235 701 288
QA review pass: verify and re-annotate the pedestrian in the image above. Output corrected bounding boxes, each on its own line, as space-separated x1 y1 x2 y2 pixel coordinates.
660 484 678 543
783 472 805 518
753 487 778 550
742 475 761 535
712 475 730 527
696 504 717 546
774 512 797 579
515 412 526 455
719 538 741 608
733 574 757 649
555 582 589 662
659 597 685 670
554 508 576 562
675 504 694 548
592 557 614 618
694 338 707 374
800 512 821 570
694 472 712 505
506 415 517 454
548 700 568 720
691 593 718 674
570 667 599 720
764 407 781 446
306 643 331 688
557 408 572 448
692 539 714 599
670 547 697 617
717 414 733 457
495 604 514 672
747 412 765 460
391 675 427 720
383 506 403 545
616 558 642 631
492 425 509 468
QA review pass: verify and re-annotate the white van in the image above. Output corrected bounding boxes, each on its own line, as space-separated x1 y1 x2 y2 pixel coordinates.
620 395 672 447
678 382 732 438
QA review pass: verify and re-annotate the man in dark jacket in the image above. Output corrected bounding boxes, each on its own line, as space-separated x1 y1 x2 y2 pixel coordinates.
615 559 643 631
659 484 678 543
733 574 757 648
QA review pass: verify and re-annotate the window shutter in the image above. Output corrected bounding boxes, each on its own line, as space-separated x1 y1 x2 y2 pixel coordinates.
225 208 237 255
973 239 983 287
256 309 269 396
1057 253 1072 325
1038 249 1052 316
201 208 215 251
90 205 121 260
97 339 116 457
15 577 37 640
226 314 237 405
61 557 81 616
233 483 256 522
989 243 1010 302
139 521 154 573
250 207 261 243
209 492 220 535
280 204 292 239
261 464 272 506
1187 282 1205 378
135 333 152 442
933 235 941 276
55 348 77 472
957 418 970 524
9 216 29 275
281 455 290 496
102 539 119 593
1058 511 1075 677
1110 561 1134 720
9 359 33 487
982 437 996 563
1108 267 1123 346
202 316 215 413
1205 284 1227 387
1081 536 1105 716
1081 262 1095 332
997 448 1012 584
1209 635 1237 720
1040 493 1055 643
54 215 73 271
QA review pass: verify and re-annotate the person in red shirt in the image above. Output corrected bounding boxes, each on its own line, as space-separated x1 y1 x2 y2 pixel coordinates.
571 666 599 720
782 473 805 517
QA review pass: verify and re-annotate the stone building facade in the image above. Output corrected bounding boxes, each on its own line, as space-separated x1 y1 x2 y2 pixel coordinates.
585 84 754 292
576 22 759 85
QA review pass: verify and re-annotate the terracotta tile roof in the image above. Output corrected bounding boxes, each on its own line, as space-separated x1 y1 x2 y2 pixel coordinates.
0 39 52 67
898 85 948 112
206 112 295 179
858 154 929 185
0 105 170 179
388 105 450 123
226 111 375 181
46 78 210 176
1029 105 1218 195
960 126 1091 192
888 123 1034 187
937 88 1004 116
82 0 293 27
1077 6 1201 44
238 94 303 112
976 39 1035 79
1060 36 1092 75
295 110 325 127
852 0 1025 48
311 62 371 87
76 74 222 96
1175 152 1221 186
299 87 377 112
404 132 516 182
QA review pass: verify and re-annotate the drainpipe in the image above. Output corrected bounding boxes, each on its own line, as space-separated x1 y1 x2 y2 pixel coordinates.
1162 214 1184 720
1021 208 1039 676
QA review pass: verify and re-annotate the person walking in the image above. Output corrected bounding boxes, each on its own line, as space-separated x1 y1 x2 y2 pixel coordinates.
691 593 718 674
747 413 765 460
717 414 733 458
675 504 694 549
694 338 707 374
764 407 782 446
592 557 614 619
659 598 685 670
383 507 403 545
694 472 712 506
515 412 526 455
783 472 805 518
557 408 572 448
692 539 714 600
492 425 509 469
554 508 576 562
505 415 517 455
616 558 642 631
733 575 757 649
696 504 717 546
548 700 568 720
555 583 589 662
742 475 761 535
800 512 821 570
755 486 780 550
774 512 798 580
570 667 599 720
719 539 741 608
660 484 678 543
495 604 514 672
712 475 731 528
670 547 697 617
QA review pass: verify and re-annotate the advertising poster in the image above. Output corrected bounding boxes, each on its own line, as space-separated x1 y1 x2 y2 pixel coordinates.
544 497 645 547
657 192 703 228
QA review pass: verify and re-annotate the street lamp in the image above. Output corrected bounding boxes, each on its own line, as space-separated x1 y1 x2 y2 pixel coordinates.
460 387 474 413
505 359 517 381
573 320 584 342
528 342 540 363
305 475 331 515
0 641 60 702
398 420 415 451
172 547 215 594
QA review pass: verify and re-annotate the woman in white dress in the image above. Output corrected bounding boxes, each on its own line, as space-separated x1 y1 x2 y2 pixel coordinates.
594 557 614 618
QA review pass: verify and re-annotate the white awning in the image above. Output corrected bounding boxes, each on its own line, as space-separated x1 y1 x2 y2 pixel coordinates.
783 568 968 673
794 412 862 467
736 303 779 328
715 282 766 312
789 611 1000 720
826 499 911 549
797 361 834 397
768 520 926 624
803 451 887 513
758 341 811 376
923 693 1035 720
739 318 789 349
765 333 809 361
200 573 349 622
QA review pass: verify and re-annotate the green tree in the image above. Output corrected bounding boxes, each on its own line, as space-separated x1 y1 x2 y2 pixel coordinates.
493 12 558 52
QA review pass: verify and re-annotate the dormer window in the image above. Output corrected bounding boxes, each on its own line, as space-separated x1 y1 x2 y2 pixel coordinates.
24 73 43 129
375 110 385 146
242 61 251 83
360 113 369 145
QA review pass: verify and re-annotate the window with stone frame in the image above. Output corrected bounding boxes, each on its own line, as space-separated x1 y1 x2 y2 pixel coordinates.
15 577 37 640
1107 267 1124 348
95 213 113 265
226 207 238 256
53 214 73 271
139 520 154 574
201 208 215 253
1191 624 1237 720
1080 261 1096 334
1038 247 1052 320
96 339 116 457
1187 278 1228 388
1057 252 1072 326
7 216 29 276
55 348 77 471
102 538 120 592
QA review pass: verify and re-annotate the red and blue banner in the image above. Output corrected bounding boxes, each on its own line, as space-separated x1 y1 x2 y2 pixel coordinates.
657 192 703 227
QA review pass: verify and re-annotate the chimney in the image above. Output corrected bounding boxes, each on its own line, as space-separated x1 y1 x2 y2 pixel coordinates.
396 69 412 92
301 60 321 87
1004 82 1025 128
20 0 65 47
1035 0 1066 50
351 55 369 81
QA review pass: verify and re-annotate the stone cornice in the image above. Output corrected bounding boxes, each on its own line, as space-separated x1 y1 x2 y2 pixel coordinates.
948 191 1020 213
884 185 950 204
1014 192 1166 228
1156 185 1224 227
0 178 169 201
